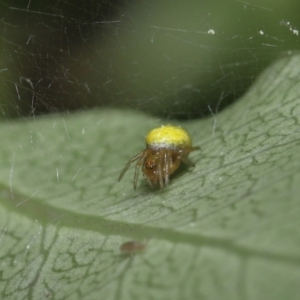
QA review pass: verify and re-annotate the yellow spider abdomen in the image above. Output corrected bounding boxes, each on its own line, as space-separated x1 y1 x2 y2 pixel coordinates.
146 125 192 149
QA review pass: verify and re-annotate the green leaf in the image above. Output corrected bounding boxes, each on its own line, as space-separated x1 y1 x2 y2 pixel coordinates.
1 53 300 300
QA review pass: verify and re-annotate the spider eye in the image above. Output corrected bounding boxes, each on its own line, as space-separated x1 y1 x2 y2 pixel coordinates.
145 159 156 169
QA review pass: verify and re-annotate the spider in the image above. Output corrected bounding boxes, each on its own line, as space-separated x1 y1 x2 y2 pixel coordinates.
118 125 199 189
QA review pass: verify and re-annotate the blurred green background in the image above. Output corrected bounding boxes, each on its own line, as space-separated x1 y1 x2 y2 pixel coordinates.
1 0 299 119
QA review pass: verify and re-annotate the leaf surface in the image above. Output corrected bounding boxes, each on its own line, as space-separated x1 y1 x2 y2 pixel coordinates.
1 53 300 300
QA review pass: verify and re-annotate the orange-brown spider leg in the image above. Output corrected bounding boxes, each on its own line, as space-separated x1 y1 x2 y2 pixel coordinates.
158 162 164 188
181 157 195 167
118 151 145 182
133 151 149 190
163 150 170 186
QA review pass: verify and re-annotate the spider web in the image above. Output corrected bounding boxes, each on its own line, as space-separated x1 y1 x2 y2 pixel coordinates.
0 0 299 119
1 2 300 298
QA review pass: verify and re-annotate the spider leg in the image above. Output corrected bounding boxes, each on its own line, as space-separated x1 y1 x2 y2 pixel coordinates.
181 157 195 167
158 162 164 188
118 151 145 182
133 152 149 190
163 149 170 186
155 149 165 188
